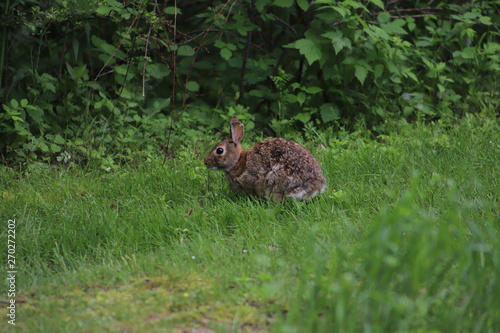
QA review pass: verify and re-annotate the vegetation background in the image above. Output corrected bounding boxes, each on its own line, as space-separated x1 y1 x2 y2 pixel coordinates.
0 0 499 332
0 0 498 166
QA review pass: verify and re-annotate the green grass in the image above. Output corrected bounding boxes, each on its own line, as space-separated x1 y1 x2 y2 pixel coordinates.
1 116 499 332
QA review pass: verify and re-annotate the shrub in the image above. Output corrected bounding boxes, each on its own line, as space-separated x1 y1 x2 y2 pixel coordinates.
1 0 498 165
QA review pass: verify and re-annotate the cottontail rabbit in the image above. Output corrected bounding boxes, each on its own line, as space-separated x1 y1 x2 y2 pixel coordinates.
204 116 326 201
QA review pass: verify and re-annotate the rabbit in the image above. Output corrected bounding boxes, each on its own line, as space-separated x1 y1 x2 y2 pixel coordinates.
204 116 326 201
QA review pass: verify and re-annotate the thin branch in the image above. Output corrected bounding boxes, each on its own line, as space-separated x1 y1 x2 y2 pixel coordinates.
164 0 179 163
238 0 255 104
271 13 298 38
94 4 142 82
164 0 237 161
369 7 445 16
142 0 158 99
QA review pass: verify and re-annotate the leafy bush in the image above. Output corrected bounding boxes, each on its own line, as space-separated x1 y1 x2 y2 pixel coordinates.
1 0 498 165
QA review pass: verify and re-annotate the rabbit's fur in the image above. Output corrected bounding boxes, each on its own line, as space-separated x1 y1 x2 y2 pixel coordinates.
204 116 326 201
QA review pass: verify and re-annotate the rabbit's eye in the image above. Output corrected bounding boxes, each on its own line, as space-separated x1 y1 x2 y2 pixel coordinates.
216 147 224 155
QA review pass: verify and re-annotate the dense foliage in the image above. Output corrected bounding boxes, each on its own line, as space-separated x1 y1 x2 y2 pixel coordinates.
1 0 498 167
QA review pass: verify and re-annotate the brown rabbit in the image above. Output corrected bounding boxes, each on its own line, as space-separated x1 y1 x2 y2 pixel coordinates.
204 116 326 201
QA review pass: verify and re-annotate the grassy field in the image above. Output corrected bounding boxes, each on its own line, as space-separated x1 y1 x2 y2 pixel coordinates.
1 116 499 332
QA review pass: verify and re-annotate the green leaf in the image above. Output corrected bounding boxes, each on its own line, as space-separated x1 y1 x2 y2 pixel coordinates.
178 45 195 56
296 0 309 11
331 6 349 18
274 0 293 7
296 92 306 106
225 43 237 51
405 71 418 82
295 112 310 124
38 142 49 153
186 81 200 92
377 12 390 23
26 107 44 123
10 99 19 109
305 86 323 94
374 64 384 79
367 25 391 43
91 36 126 60
355 64 369 85
164 6 181 15
53 135 65 145
220 48 232 60
147 63 170 79
322 31 352 54
255 0 268 12
95 6 112 16
320 103 340 123
479 16 492 25
50 144 62 153
381 20 407 35
290 39 323 65
461 47 476 59
368 0 385 9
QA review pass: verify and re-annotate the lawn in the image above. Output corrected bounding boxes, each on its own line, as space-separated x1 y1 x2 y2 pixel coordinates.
1 117 499 332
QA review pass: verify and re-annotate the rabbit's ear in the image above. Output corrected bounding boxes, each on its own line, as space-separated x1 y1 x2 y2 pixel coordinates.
230 116 244 143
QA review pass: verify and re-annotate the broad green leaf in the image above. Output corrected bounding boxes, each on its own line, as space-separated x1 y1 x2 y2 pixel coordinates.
479 16 492 25
295 112 310 124
374 64 384 79
366 25 390 41
164 6 181 15
320 103 340 123
27 107 44 123
461 47 476 59
405 71 418 82
147 63 170 79
274 0 293 7
91 36 126 60
186 81 200 92
355 14 369 29
53 135 65 145
225 43 237 51
331 6 349 18
20 99 29 107
305 86 323 94
10 99 19 109
38 142 49 153
96 6 112 16
255 0 268 12
368 0 384 9
381 20 407 35
463 11 480 20
284 93 298 104
297 0 309 11
66 63 77 80
220 48 232 60
296 92 306 106
377 12 391 24
50 144 62 153
214 40 225 48
178 45 195 56
355 64 369 85
322 31 352 54
292 39 323 65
